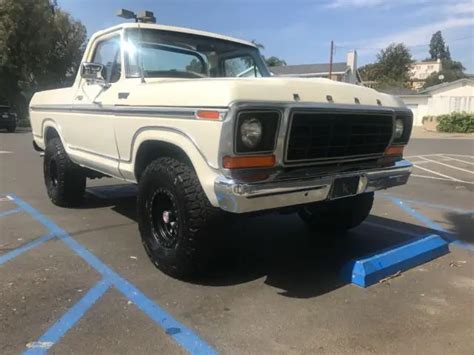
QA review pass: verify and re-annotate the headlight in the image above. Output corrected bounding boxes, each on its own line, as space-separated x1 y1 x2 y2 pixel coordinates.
235 111 280 154
394 118 404 139
240 118 263 148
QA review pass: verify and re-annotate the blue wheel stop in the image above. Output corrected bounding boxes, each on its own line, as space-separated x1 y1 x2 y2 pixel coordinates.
341 234 449 288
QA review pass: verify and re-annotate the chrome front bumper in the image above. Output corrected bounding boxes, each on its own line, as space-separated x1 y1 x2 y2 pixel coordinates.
214 160 412 213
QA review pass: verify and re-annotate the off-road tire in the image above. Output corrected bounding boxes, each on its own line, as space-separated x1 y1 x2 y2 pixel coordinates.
7 124 16 133
44 138 86 207
137 157 220 279
298 192 374 233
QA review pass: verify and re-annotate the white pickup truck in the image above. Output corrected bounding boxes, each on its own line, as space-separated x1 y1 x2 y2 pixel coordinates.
30 22 413 279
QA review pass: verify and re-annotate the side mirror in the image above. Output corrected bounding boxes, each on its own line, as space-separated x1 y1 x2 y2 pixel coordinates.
80 62 108 86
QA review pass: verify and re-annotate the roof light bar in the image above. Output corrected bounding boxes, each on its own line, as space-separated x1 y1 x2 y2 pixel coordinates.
116 9 156 23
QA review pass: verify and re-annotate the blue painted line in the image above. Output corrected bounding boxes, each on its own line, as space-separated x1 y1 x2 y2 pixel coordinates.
59 235 217 354
0 233 56 265
8 194 216 355
113 277 216 354
341 234 449 287
0 207 22 218
7 195 65 236
389 197 474 252
24 279 112 355
383 194 474 214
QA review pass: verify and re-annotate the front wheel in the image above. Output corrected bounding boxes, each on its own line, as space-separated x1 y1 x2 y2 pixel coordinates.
137 157 220 279
44 138 86 207
298 192 374 234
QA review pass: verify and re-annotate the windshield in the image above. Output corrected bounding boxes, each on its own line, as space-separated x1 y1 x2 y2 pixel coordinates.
124 28 270 79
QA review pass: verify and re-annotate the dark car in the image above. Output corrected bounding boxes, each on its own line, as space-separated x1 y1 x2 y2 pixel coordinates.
0 105 17 132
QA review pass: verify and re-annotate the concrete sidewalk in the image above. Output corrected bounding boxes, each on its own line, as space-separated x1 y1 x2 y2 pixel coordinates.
411 127 474 139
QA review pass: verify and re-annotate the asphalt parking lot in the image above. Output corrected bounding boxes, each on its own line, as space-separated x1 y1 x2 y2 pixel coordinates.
1 130 473 354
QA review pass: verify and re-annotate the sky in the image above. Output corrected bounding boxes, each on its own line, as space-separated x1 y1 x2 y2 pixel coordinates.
59 0 474 73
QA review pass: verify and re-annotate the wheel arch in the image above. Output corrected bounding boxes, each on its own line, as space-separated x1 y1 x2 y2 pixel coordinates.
134 140 193 181
129 131 220 207
41 120 65 148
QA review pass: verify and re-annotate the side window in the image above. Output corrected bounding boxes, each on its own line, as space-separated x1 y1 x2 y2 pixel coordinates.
92 36 121 83
224 56 261 78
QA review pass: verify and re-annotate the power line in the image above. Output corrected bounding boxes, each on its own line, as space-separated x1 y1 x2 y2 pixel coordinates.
335 34 474 51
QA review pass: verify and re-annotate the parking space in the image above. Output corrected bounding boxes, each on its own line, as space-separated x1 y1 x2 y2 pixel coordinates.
408 154 474 184
1 131 473 354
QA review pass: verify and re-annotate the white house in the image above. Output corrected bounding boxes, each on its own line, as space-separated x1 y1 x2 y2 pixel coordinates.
409 59 442 90
398 78 474 126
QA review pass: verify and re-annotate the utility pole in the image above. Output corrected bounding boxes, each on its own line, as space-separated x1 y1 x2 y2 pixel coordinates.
329 40 334 80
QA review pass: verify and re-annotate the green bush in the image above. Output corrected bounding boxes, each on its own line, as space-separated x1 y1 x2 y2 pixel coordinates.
436 112 474 133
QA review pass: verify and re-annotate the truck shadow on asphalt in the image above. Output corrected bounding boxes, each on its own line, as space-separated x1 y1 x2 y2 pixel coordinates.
83 184 466 299
444 212 474 244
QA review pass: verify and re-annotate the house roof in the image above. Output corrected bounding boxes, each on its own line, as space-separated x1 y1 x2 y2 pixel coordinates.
419 78 474 94
378 87 419 96
270 62 348 76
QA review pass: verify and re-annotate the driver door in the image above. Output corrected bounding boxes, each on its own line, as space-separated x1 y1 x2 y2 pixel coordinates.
68 33 122 177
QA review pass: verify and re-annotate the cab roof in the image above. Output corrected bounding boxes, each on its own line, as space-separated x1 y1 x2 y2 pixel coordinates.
93 22 257 48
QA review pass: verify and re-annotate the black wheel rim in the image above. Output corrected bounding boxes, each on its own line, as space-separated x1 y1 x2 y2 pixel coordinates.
149 188 179 249
49 159 59 187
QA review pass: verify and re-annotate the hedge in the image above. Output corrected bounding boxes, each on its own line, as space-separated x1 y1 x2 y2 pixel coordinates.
423 112 474 133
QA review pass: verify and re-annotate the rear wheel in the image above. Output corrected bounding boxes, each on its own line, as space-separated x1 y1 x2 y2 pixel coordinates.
298 192 374 234
137 157 220 279
7 124 16 133
44 138 86 207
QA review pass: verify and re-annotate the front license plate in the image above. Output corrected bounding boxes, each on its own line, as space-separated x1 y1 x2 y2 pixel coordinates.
330 176 360 199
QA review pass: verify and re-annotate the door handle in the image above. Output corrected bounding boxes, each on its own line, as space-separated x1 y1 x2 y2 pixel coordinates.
75 95 83 101
118 92 130 99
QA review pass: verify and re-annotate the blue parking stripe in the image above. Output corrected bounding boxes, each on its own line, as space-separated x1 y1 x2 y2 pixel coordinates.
0 233 56 265
24 279 112 355
389 197 474 252
0 207 22 218
7 194 216 355
60 235 216 354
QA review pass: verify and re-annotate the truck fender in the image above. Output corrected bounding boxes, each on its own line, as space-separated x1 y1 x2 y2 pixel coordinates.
36 119 65 151
123 127 221 207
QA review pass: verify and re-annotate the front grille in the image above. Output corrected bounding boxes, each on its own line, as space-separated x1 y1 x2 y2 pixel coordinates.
286 111 393 163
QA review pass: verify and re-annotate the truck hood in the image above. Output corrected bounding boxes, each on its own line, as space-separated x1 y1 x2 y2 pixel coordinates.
124 77 404 108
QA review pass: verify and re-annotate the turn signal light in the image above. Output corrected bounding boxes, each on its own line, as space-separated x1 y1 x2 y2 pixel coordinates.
384 145 404 156
223 155 276 169
196 110 222 120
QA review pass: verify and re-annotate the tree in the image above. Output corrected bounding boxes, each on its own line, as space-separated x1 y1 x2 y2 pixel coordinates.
358 63 382 82
0 0 87 119
423 31 466 88
423 60 466 88
265 56 287 67
359 43 413 89
429 31 450 60
251 39 286 67
373 43 414 88
445 46 451 61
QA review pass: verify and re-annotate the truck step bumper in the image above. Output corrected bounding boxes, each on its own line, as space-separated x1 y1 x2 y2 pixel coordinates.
214 160 412 213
